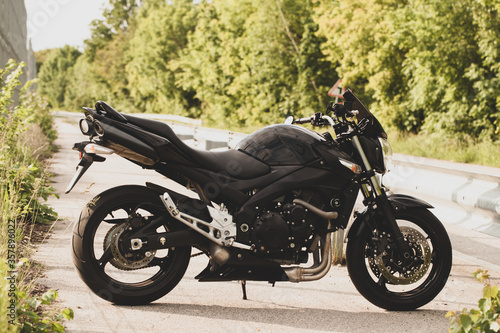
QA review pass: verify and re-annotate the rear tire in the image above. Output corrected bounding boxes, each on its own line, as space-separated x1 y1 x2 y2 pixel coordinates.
72 185 191 305
346 208 452 310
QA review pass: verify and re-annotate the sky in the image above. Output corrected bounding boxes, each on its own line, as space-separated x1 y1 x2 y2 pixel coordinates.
25 0 108 52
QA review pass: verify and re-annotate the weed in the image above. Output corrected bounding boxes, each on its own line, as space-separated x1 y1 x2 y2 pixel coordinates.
1 60 71 331
447 269 500 333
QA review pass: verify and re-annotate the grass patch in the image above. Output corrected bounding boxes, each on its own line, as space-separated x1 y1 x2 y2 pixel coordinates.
389 131 500 168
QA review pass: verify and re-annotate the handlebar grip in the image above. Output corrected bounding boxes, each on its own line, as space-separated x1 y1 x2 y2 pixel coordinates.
293 117 312 124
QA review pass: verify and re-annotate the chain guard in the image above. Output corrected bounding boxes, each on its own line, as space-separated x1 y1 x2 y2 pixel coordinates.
103 224 156 271
368 226 431 285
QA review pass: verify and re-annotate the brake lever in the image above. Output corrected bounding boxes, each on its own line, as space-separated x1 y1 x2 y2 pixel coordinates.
311 113 324 126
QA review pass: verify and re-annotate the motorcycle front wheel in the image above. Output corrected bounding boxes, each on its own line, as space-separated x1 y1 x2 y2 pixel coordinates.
72 185 191 305
346 208 452 311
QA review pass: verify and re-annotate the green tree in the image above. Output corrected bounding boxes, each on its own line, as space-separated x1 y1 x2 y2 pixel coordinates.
37 45 81 109
34 48 58 73
392 0 500 138
63 55 115 110
315 0 500 140
179 0 332 127
126 0 199 115
315 0 409 124
65 0 140 112
85 0 141 61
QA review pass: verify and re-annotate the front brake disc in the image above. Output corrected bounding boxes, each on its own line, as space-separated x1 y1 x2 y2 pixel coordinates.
374 226 431 285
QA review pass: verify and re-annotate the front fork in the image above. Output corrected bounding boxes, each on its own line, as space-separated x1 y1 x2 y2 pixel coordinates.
352 135 410 259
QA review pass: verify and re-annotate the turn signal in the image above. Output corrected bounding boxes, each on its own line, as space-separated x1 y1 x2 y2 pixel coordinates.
83 144 114 155
339 158 362 174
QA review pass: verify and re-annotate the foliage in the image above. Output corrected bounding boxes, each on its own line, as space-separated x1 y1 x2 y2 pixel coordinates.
35 0 500 146
15 289 74 333
38 0 333 127
63 1 141 113
33 49 58 74
2 162 58 225
36 46 81 109
63 55 114 112
85 0 141 61
126 0 199 115
447 269 500 333
316 0 500 141
178 0 332 127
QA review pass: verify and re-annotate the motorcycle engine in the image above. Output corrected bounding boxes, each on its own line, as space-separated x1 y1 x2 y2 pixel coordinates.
250 190 327 263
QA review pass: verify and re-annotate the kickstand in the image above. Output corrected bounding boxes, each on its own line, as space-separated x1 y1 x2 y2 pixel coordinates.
240 280 247 300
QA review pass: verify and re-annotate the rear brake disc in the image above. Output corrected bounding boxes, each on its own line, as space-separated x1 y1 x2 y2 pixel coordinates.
103 224 156 271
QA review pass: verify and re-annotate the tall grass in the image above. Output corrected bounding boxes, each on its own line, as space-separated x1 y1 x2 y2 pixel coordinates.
389 131 500 168
1 60 64 331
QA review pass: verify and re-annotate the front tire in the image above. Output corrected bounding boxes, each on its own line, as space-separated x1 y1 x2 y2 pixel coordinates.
72 185 191 305
346 208 452 310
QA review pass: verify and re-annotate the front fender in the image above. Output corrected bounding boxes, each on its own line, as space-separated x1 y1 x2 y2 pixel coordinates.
387 193 433 211
346 193 433 240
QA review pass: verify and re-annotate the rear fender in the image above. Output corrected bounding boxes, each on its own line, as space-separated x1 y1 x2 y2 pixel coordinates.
346 194 433 240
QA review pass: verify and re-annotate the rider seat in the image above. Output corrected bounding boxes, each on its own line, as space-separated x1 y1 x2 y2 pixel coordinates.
124 114 270 180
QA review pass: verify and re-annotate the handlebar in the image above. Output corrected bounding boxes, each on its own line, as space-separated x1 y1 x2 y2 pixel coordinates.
288 104 359 128
285 110 356 140
290 114 336 127
285 101 366 141
327 102 359 119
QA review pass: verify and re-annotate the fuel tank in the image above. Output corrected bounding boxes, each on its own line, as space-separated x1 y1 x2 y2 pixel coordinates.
236 124 325 165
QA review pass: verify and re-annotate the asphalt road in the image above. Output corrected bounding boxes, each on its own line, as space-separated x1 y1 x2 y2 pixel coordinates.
34 117 500 333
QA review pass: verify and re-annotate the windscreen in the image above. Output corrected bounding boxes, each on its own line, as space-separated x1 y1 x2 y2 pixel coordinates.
343 89 387 139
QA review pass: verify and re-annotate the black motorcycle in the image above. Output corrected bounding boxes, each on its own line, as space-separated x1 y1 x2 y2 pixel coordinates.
68 89 452 311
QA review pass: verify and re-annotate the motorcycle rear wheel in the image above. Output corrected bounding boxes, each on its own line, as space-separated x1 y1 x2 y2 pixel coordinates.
346 208 452 310
72 185 191 305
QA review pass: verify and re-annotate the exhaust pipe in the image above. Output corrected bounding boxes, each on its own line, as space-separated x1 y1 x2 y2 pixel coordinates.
284 234 332 282
293 199 338 220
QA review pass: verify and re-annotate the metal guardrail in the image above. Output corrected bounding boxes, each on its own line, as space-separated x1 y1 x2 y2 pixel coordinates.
54 111 500 239
385 154 500 237
387 154 500 211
